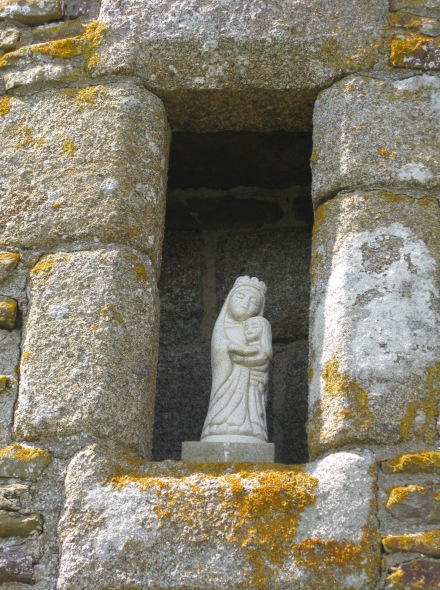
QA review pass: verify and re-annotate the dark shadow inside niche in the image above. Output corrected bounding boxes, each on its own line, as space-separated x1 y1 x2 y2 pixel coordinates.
153 132 313 464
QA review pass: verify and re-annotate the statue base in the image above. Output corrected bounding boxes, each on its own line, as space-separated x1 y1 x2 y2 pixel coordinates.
181 441 275 463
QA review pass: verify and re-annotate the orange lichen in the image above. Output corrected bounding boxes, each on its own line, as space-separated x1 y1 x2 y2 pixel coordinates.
382 451 440 474
0 95 10 116
9 125 44 149
0 443 50 463
312 200 330 238
377 146 397 159
30 256 54 278
383 529 440 557
63 85 107 107
105 461 319 588
307 354 373 457
62 140 76 157
389 32 440 68
0 252 20 271
386 485 427 509
398 362 439 444
133 264 147 282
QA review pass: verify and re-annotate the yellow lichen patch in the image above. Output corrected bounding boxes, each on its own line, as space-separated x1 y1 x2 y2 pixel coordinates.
100 304 124 326
292 527 380 587
398 362 439 444
312 200 330 238
133 264 147 282
21 351 30 362
65 85 107 108
31 20 105 69
383 529 440 557
388 11 438 32
0 375 8 392
0 95 10 116
382 451 440 474
105 461 318 588
377 146 397 159
30 256 54 279
51 202 61 209
0 252 20 273
0 443 50 464
308 354 374 456
389 32 440 68
310 150 319 166
62 140 76 157
9 125 44 149
386 485 427 509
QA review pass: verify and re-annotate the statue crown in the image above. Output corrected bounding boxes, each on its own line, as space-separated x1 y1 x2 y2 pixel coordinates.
234 276 267 296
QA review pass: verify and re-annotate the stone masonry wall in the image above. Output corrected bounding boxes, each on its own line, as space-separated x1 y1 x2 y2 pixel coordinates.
0 0 438 588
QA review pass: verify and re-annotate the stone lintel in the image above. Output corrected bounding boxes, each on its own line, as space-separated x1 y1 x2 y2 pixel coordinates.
181 441 275 463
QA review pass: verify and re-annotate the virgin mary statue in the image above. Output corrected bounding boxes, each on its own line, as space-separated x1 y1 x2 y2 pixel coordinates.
201 276 272 443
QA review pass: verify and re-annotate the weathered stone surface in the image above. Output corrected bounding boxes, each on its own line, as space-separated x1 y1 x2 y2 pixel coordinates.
0 510 43 537
58 445 379 590
386 558 440 590
94 0 387 131
217 230 311 341
153 345 211 461
0 483 29 498
312 75 440 206
0 444 50 480
383 451 440 474
159 231 203 346
14 248 160 457
0 81 169 270
271 340 309 464
0 25 21 51
386 484 440 523
389 32 440 70
0 495 18 510
181 441 275 463
0 546 35 584
388 11 440 36
0 296 16 330
308 191 440 457
390 0 440 18
0 0 62 25
383 529 440 557
0 251 19 282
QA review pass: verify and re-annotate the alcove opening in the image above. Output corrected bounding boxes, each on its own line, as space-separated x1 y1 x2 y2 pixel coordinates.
153 132 313 464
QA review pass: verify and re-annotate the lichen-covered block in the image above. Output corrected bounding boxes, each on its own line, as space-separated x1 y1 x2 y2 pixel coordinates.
382 451 440 474
386 558 440 590
312 75 440 206
386 484 440 523
0 443 50 480
383 529 440 557
0 296 16 330
0 0 62 25
0 81 169 270
13 248 160 457
389 32 440 70
0 252 19 282
308 191 440 457
57 445 379 590
0 510 43 537
95 0 387 131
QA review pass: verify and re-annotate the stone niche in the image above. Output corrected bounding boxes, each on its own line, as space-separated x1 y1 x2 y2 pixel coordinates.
153 132 313 464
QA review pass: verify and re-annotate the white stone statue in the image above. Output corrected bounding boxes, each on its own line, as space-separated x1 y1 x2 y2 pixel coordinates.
201 276 272 443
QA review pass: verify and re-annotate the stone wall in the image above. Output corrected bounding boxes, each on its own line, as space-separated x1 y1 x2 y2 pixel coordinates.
0 0 439 587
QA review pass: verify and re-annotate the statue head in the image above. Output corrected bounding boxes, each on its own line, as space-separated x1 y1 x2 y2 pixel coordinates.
227 276 266 322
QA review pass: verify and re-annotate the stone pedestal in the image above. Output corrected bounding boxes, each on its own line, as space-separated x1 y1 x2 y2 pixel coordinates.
181 441 275 463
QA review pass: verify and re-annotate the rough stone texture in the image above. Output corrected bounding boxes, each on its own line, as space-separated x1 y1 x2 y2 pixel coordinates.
181 441 275 463
0 0 62 25
153 345 211 461
0 81 169 270
386 484 440 523
158 231 203 346
0 325 20 446
94 0 387 131
386 558 440 589
13 248 160 458
308 191 440 457
271 341 309 464
390 0 440 17
0 444 50 480
312 75 440 207
0 546 35 584
383 529 440 557
58 445 379 590
216 230 311 341
0 295 16 330
0 252 19 282
0 510 43 537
